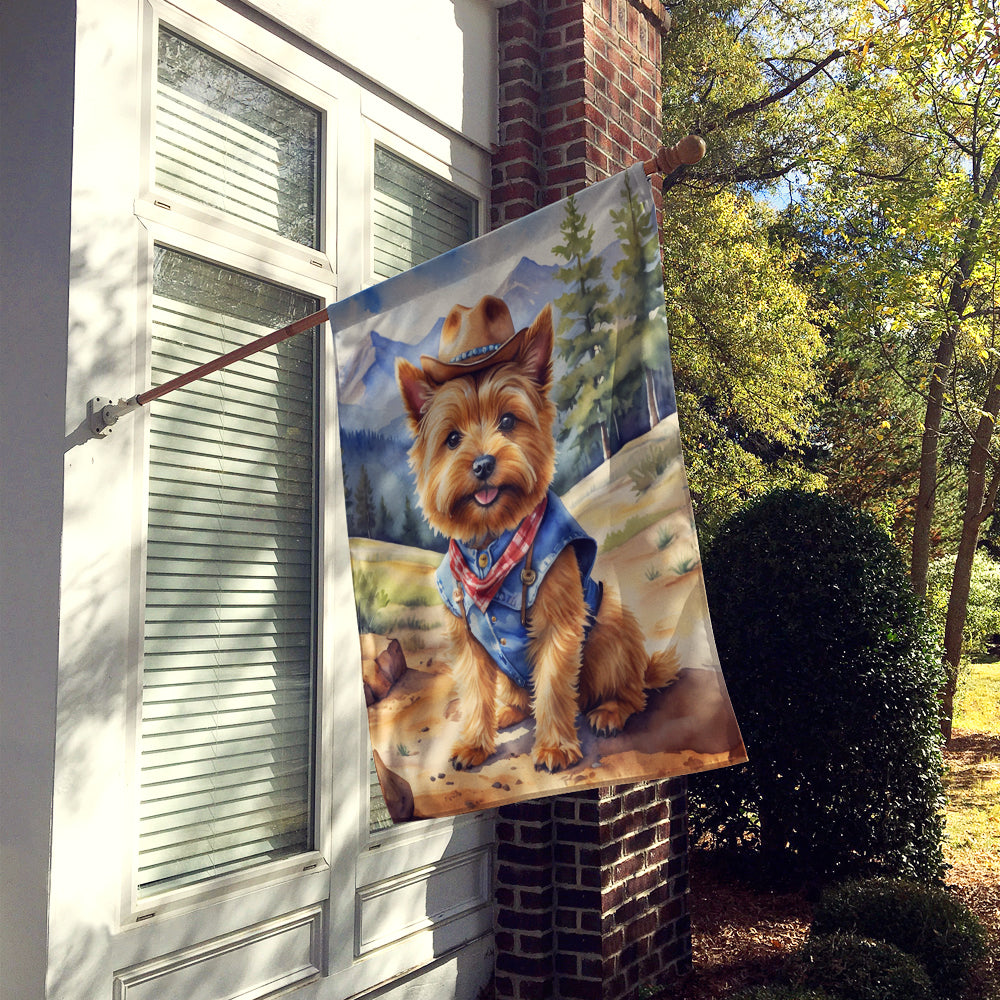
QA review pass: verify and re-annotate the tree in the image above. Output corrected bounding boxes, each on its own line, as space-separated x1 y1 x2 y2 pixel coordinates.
401 495 421 540
663 0 1000 736
610 169 669 430
661 188 825 535
656 1 843 536
802 0 1000 735
374 496 391 541
551 192 617 462
661 0 853 195
353 465 375 539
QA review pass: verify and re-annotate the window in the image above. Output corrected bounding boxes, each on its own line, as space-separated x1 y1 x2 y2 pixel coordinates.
136 25 323 898
366 146 478 833
155 28 320 247
372 145 477 280
139 248 319 895
118 7 493 992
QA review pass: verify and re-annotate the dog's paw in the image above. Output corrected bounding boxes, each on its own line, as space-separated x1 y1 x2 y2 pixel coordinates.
532 741 582 773
496 704 530 729
586 702 631 737
450 742 491 770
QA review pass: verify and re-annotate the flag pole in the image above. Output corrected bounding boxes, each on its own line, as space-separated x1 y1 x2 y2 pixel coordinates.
87 307 330 437
88 135 705 438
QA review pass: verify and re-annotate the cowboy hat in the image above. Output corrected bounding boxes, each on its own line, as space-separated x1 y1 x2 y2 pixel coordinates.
420 295 528 383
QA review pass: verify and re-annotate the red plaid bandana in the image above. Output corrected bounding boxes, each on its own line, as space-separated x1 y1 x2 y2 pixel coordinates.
449 495 548 612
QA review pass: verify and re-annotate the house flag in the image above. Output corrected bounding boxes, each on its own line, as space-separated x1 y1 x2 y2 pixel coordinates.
330 164 746 822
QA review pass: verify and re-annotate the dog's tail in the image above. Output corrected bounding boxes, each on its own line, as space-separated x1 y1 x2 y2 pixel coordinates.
645 646 681 690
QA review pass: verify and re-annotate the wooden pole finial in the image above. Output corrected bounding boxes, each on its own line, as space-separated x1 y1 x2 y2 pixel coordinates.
644 135 707 176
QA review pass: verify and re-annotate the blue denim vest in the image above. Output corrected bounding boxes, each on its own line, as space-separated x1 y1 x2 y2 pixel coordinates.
436 490 603 689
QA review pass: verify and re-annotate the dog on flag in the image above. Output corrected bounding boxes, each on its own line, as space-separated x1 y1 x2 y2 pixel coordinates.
396 296 678 772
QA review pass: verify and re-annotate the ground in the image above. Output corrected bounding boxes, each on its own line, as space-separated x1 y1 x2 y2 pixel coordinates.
668 729 1000 1000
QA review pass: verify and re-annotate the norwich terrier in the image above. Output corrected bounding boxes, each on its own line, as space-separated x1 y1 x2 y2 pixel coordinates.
396 295 678 772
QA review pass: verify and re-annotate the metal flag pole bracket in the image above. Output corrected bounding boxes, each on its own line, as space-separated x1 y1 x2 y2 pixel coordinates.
86 136 703 440
88 395 142 438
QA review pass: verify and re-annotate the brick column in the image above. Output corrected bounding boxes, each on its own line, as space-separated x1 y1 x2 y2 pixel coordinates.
493 0 668 226
491 3 691 999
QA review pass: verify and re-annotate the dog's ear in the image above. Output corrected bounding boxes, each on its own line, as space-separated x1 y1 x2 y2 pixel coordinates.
396 358 434 427
518 304 554 392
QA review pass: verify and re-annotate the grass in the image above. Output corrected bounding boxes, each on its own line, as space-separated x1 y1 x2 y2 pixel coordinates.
603 510 669 552
955 659 1000 733
944 660 1000 873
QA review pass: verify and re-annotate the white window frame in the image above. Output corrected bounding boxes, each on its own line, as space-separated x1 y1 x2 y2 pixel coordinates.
122 0 340 933
112 1 496 992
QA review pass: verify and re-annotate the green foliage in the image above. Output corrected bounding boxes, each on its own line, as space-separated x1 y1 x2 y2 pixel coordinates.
352 568 389 634
664 189 826 538
733 988 836 1000
551 192 615 462
602 511 665 552
628 444 674 495
811 878 988 999
610 169 668 427
693 489 947 882
927 550 1000 658
791 934 934 1000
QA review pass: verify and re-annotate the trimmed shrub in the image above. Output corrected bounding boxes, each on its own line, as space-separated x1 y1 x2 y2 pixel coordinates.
792 933 934 1000
733 987 837 1000
692 489 946 882
812 878 988 999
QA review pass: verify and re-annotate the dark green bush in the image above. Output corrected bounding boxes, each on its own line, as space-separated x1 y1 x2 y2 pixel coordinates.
692 489 946 882
792 933 934 1000
733 987 838 1000
812 878 988 998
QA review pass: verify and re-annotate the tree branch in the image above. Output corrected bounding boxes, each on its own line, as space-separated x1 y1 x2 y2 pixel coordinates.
704 49 848 133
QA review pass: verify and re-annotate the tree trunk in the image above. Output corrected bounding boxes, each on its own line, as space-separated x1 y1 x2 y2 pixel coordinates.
941 376 1000 740
600 421 611 462
910 329 953 598
910 158 1000 595
645 368 660 428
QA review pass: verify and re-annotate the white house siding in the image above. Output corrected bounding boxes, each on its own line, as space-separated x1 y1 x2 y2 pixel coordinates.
0 1 499 998
0 0 76 995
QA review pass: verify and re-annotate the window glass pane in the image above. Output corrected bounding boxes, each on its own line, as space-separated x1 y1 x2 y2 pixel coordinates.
156 27 320 248
139 246 318 895
368 150 478 832
372 146 477 280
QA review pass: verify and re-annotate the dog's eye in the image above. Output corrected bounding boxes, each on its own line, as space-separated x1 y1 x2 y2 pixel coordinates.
445 430 462 450
498 412 517 433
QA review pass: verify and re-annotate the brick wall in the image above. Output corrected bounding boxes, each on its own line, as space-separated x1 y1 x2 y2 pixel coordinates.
494 783 691 1000
492 0 668 227
490 3 691 998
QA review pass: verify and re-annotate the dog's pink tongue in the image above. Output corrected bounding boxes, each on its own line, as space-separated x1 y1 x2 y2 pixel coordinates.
475 487 499 506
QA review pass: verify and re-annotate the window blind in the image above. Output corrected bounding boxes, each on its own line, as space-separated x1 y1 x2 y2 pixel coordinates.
372 146 477 281
138 248 319 895
156 27 320 248
368 148 478 832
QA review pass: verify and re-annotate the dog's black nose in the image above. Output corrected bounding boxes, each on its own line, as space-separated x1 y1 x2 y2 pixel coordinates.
472 454 496 481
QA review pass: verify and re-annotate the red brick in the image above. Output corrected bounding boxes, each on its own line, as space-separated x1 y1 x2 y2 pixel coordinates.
499 100 539 125
503 79 541 104
502 39 538 64
560 979 604 1000
503 120 543 145
542 41 587 71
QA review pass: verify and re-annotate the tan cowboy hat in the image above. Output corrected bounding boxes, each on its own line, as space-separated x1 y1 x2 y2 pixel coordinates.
420 295 528 382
